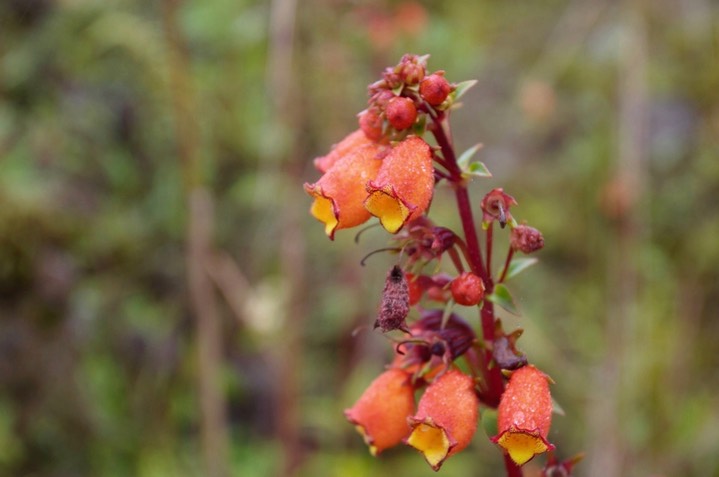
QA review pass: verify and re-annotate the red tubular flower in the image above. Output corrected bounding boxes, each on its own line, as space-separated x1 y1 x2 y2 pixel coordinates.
313 129 378 173
492 365 555 466
365 136 433 234
405 370 479 471
344 368 416 456
304 143 383 240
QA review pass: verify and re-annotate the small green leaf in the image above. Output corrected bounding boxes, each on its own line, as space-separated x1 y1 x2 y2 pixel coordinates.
456 144 482 169
486 284 519 315
500 257 538 282
457 144 492 179
452 79 478 101
552 397 566 416
464 161 492 178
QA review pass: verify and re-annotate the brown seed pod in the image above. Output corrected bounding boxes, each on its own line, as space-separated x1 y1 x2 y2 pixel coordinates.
374 265 410 333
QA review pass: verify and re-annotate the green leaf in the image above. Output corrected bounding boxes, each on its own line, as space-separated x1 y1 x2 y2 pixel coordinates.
452 79 478 101
464 161 492 178
456 143 482 169
552 397 566 416
486 284 519 315
457 144 492 179
500 257 538 282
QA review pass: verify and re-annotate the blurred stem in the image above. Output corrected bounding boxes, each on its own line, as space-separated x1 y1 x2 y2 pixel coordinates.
268 0 305 475
161 1 229 477
586 1 648 475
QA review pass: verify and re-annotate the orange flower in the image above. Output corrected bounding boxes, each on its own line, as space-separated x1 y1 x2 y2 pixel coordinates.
344 368 416 456
365 136 434 234
304 142 382 240
313 129 377 173
405 370 478 470
492 365 555 466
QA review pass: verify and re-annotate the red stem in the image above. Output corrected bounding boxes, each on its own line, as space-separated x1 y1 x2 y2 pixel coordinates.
431 111 516 475
499 248 515 283
486 222 494 278
503 454 524 477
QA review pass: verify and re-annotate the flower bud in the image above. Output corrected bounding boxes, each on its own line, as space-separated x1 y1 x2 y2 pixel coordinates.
405 370 479 470
365 136 434 234
395 54 426 85
358 108 384 141
510 225 544 254
386 96 418 130
492 365 554 466
420 72 451 106
450 272 485 306
345 368 416 456
304 143 382 240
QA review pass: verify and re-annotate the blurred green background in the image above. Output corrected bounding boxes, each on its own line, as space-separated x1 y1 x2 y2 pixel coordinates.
1 0 718 476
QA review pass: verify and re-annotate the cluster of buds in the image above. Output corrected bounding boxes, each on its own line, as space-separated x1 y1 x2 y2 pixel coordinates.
360 54 454 141
305 54 572 475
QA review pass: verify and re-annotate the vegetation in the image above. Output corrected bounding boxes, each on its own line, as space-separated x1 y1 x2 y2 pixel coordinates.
1 1 718 476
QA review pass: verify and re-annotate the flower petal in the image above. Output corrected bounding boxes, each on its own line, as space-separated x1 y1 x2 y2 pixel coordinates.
365 136 433 234
344 369 416 455
305 143 383 239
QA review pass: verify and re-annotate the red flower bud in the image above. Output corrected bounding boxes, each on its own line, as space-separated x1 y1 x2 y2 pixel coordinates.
358 108 384 141
450 272 485 306
345 369 416 456
395 53 426 85
405 370 479 470
420 72 451 106
385 96 418 130
492 365 554 466
365 136 434 234
510 225 544 254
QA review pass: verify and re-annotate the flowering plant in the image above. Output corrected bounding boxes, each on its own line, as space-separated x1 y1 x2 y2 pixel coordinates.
305 54 580 475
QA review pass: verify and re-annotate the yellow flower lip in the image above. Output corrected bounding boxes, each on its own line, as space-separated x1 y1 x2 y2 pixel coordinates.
364 183 414 234
491 426 555 466
405 419 455 471
404 370 478 471
305 185 340 238
363 136 433 234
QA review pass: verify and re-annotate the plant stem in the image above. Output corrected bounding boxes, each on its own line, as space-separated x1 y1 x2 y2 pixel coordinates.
431 112 517 476
486 222 494 278
504 454 524 477
499 248 515 283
